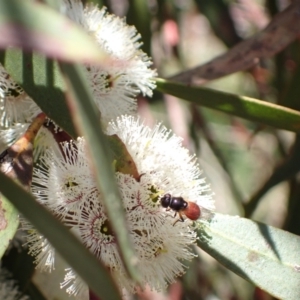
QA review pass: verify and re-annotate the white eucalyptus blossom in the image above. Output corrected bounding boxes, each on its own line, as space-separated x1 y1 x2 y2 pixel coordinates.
70 199 123 270
27 115 214 297
31 138 95 219
20 219 56 272
0 64 41 128
0 123 29 153
106 115 214 213
33 125 60 161
60 268 88 300
0 268 29 300
62 0 157 124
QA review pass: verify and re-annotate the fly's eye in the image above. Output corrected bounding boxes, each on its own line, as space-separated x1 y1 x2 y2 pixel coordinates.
160 193 171 208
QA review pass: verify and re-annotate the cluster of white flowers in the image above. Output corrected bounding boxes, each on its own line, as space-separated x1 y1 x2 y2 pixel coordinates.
62 0 157 125
25 116 213 296
0 0 214 299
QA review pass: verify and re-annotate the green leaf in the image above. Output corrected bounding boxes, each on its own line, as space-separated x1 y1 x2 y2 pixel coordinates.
197 213 300 299
59 63 140 283
0 0 108 64
0 172 122 300
156 78 300 133
127 0 151 55
0 195 18 259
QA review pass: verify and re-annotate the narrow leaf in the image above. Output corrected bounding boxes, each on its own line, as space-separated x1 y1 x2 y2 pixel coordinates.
0 0 108 65
0 172 121 300
60 63 140 282
156 78 300 133
197 213 300 300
